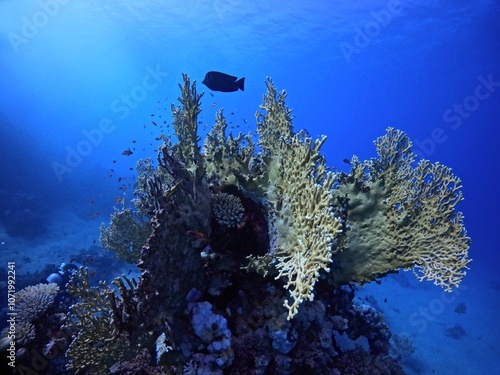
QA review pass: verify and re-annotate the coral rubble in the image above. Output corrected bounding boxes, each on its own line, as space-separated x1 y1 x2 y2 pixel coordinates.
59 74 471 374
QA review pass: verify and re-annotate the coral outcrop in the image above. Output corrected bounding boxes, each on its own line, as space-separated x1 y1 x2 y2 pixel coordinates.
0 282 70 373
60 74 471 374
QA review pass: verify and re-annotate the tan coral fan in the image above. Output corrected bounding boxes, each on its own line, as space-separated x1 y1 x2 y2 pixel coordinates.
331 128 471 290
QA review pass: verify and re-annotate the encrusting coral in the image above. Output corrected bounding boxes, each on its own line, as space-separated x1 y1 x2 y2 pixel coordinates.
61 74 471 374
330 127 471 290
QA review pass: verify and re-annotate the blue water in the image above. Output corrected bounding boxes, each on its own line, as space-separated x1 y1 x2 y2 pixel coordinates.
0 1 499 374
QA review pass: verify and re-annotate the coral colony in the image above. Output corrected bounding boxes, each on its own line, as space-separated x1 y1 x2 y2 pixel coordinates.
1 74 470 374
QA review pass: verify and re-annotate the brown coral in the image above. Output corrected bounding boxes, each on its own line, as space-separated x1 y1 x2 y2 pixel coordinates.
212 192 245 227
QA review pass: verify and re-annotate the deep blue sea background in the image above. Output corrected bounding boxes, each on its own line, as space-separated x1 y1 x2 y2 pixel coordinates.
0 1 499 374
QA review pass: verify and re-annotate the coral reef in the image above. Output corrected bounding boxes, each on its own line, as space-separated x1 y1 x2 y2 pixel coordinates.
330 127 471 291
109 348 162 375
0 282 70 374
187 301 233 373
58 74 472 374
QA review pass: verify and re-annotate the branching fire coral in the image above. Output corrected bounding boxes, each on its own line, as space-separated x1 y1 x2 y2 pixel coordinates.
254 80 344 319
64 267 141 375
99 208 150 263
331 127 471 290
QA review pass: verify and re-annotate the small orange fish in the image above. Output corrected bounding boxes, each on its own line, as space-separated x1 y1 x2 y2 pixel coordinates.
90 270 96 277
94 211 100 215
186 230 209 242
122 149 133 156
115 196 122 205
88 215 95 220
212 103 216 107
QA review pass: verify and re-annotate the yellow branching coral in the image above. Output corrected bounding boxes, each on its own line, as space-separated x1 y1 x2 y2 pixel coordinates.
203 109 256 187
99 208 150 263
331 128 471 291
257 79 343 320
64 267 138 375
172 72 204 179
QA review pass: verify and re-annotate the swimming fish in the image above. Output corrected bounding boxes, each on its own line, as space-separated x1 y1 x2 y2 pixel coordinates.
202 71 245 92
122 149 133 156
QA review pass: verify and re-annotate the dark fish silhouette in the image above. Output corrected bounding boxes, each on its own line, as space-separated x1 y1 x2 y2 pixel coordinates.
202 71 245 92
